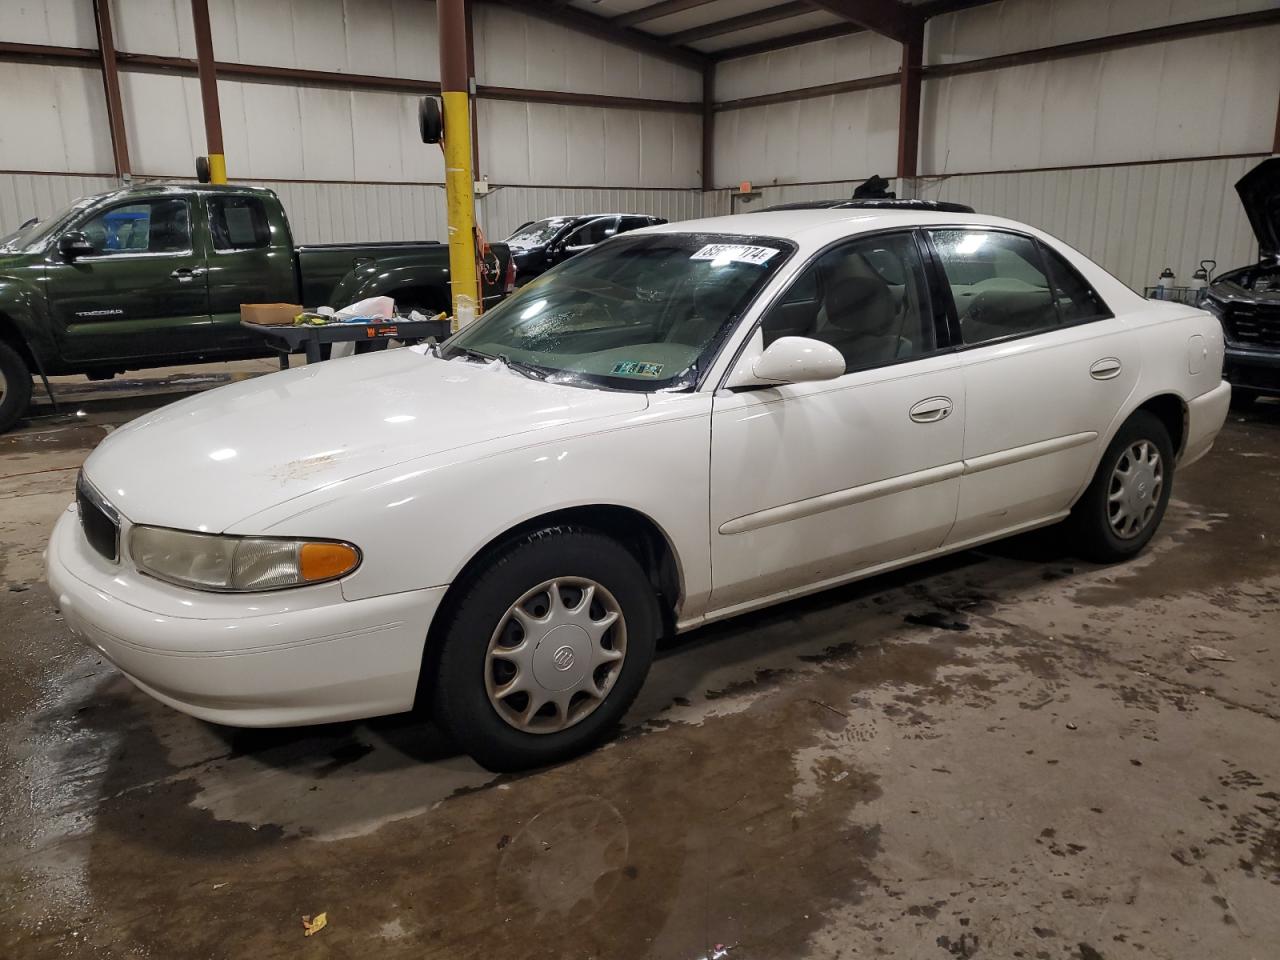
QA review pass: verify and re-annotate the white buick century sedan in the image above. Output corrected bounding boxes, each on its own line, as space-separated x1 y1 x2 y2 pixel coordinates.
48 210 1230 770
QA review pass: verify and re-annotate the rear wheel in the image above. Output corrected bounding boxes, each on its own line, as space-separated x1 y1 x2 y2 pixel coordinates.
1068 410 1174 562
0 340 33 435
431 526 659 771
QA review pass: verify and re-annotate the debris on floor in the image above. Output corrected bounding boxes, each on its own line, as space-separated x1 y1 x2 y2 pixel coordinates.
1189 644 1235 662
302 913 328 937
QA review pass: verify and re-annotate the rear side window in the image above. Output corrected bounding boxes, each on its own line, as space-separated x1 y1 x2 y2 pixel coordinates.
208 196 271 250
930 230 1058 345
1040 244 1111 323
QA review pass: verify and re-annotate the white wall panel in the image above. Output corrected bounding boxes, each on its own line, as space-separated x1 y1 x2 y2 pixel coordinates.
916 156 1262 291
921 26 1280 175
477 100 700 188
473 3 700 101
926 0 1280 64
713 85 899 190
717 29 901 102
0 63 114 173
0 0 97 47
110 0 440 80
0 172 118 237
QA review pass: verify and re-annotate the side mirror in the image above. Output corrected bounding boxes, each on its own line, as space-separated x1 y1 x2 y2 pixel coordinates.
749 336 845 385
58 231 95 260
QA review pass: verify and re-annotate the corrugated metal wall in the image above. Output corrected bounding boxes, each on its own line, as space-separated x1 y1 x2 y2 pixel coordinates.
0 0 702 243
915 157 1262 292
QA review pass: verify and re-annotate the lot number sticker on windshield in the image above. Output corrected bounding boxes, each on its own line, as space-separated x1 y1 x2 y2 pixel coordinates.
612 361 664 378
690 244 779 266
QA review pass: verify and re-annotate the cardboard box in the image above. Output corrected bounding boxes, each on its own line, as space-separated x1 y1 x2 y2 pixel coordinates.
240 302 303 326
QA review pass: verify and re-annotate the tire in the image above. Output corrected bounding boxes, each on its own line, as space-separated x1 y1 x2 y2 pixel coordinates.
431 525 659 772
1068 410 1175 563
0 340 33 435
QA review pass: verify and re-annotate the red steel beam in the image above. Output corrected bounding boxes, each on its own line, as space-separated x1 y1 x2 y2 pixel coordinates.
614 0 720 27
715 72 897 111
92 0 130 177
710 23 864 62
489 0 706 69
807 0 919 42
664 3 811 46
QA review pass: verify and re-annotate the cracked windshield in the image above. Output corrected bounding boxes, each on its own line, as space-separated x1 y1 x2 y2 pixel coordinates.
444 233 793 390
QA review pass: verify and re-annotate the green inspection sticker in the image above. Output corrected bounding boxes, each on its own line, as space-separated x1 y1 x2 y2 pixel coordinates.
611 360 664 378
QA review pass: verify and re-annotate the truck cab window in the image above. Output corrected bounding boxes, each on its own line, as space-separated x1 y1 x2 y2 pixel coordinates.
79 199 191 255
208 197 271 251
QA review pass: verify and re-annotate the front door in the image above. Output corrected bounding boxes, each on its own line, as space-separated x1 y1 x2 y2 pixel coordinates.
45 195 211 365
708 230 964 614
925 228 1140 545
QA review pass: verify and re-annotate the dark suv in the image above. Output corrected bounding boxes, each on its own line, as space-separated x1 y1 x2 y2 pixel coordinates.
506 214 667 283
1204 158 1280 404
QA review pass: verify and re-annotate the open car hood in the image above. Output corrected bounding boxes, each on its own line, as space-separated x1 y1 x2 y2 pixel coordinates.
1237 157 1280 261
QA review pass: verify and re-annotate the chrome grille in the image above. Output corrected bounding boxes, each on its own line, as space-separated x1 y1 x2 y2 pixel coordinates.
1225 303 1280 349
76 472 119 563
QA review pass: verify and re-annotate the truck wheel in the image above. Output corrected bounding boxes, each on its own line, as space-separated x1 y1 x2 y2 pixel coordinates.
431 525 659 772
1068 410 1174 563
0 340 33 434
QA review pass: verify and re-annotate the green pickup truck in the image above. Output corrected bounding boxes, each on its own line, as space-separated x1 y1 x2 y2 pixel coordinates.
0 183 515 432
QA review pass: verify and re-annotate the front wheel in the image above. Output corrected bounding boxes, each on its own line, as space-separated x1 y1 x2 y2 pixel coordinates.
0 340 33 435
1068 410 1175 562
431 526 659 771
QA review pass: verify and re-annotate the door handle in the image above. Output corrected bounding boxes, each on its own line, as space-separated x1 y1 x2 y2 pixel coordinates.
1090 357 1122 380
909 396 953 423
170 267 207 282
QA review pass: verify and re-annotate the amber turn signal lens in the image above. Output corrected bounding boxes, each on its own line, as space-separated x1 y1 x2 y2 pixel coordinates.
299 542 360 582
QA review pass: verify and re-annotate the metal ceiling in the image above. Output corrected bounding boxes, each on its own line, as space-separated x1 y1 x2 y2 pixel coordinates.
555 0 989 61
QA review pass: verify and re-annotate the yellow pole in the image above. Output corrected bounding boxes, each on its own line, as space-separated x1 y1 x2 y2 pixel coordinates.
441 91 479 318
208 153 227 185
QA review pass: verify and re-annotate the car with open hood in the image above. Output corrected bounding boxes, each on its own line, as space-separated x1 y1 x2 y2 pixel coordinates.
1204 157 1280 403
48 208 1231 771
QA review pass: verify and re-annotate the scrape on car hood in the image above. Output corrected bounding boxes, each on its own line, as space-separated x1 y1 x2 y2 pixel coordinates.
1237 156 1280 261
83 349 648 533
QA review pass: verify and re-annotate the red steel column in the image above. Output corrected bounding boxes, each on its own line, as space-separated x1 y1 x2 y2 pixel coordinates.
701 61 715 191
896 22 924 182
92 0 130 178
190 0 226 182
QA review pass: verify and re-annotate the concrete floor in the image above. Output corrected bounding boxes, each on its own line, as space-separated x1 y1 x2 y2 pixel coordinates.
1 366 1277 960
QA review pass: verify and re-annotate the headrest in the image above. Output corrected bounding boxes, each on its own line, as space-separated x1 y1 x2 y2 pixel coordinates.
824 274 895 335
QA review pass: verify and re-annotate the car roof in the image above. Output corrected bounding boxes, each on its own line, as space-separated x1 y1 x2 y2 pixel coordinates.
86 182 279 204
641 209 1029 249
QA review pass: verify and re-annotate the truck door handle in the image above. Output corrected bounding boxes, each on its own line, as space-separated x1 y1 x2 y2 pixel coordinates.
170 267 207 282
909 397 953 423
1090 357 1122 380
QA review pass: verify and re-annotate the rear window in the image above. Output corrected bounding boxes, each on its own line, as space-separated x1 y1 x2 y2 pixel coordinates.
208 196 271 250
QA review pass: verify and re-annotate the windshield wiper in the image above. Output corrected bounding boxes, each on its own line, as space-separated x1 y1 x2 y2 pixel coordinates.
449 345 547 381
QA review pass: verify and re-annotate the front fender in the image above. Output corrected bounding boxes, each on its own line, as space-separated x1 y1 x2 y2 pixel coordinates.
0 274 56 363
233 395 717 620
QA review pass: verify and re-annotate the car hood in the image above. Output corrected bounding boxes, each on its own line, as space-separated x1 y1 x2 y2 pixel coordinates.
1236 156 1280 261
84 349 648 532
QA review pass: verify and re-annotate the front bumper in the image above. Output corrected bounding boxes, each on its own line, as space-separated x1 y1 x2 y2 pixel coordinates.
47 506 445 727
1224 344 1280 396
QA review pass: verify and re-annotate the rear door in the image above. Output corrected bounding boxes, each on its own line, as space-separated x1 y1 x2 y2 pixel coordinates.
205 193 296 352
45 195 211 364
927 228 1137 545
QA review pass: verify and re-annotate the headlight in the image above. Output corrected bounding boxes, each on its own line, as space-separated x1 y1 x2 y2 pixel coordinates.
129 526 361 592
